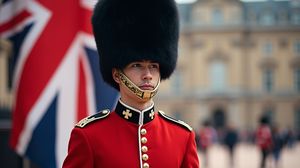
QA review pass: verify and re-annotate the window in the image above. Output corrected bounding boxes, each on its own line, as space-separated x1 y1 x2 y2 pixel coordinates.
294 68 300 92
248 11 257 25
278 10 288 25
262 42 273 57
263 69 274 92
213 108 226 129
295 107 300 131
291 12 300 25
260 11 275 26
210 61 227 91
171 70 182 93
294 40 300 56
212 8 223 25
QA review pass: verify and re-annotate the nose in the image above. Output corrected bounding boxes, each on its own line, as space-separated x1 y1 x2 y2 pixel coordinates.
142 67 152 80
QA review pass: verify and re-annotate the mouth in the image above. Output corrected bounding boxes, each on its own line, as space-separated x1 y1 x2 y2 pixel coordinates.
139 84 154 90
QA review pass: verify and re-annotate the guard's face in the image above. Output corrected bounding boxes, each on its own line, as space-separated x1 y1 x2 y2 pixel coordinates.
123 60 160 90
113 60 161 103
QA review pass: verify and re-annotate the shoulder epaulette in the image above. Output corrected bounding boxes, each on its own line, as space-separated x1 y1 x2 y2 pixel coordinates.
158 111 193 131
76 109 110 128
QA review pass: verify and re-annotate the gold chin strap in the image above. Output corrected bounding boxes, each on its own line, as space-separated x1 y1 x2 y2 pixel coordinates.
118 71 160 100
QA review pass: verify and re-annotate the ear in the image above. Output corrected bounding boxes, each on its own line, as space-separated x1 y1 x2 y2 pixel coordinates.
112 68 120 83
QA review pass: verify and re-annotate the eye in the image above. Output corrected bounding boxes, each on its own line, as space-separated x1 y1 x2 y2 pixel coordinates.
149 63 159 69
131 63 142 68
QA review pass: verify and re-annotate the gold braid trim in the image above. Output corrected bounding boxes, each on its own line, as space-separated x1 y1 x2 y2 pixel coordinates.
118 71 159 100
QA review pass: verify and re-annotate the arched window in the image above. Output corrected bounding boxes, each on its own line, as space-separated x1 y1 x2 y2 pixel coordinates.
294 68 300 92
291 11 300 25
294 40 300 56
212 108 226 129
171 70 183 93
263 69 274 92
295 107 300 131
262 42 273 57
212 8 223 25
210 61 227 91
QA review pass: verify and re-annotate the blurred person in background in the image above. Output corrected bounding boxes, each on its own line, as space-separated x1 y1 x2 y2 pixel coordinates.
282 126 296 149
224 124 239 168
198 120 217 168
255 116 273 168
271 124 284 168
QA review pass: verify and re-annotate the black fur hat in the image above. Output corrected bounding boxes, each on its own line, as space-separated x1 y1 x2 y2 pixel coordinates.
92 0 179 90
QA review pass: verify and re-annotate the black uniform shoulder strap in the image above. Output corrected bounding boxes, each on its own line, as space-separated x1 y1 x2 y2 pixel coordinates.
158 110 193 131
75 109 110 128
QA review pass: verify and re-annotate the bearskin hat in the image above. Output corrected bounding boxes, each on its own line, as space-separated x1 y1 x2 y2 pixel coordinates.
92 0 179 90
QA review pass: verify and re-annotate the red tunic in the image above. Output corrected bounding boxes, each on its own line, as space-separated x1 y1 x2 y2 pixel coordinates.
256 125 272 150
199 127 214 150
63 101 199 168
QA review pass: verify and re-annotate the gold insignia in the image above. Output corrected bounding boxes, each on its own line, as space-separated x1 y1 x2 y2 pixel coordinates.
149 110 155 120
158 111 193 131
76 109 110 128
122 109 132 119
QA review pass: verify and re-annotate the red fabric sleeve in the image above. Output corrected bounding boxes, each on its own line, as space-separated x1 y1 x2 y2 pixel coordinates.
62 128 94 168
181 131 200 168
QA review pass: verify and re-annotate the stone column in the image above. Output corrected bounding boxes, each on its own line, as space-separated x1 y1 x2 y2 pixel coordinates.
0 38 13 109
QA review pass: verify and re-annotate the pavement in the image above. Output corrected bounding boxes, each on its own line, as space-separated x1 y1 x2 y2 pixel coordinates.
198 143 300 168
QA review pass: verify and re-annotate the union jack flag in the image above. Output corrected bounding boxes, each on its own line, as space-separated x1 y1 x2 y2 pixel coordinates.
0 0 118 167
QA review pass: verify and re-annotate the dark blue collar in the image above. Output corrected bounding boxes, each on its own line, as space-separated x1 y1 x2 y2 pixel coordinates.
115 100 155 125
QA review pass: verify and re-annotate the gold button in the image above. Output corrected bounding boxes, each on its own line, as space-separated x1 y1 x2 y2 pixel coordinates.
141 137 147 144
141 128 147 135
141 146 148 153
143 163 149 168
142 154 149 161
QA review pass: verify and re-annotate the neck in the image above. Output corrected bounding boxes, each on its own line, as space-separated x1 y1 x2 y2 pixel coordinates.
119 98 154 111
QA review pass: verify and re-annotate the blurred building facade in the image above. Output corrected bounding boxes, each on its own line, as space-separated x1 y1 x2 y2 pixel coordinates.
156 0 300 134
0 0 300 150
0 38 22 166
0 38 13 128
1 0 298 167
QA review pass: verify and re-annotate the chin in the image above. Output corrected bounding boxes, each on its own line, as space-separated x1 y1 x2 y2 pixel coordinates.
137 97 153 103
